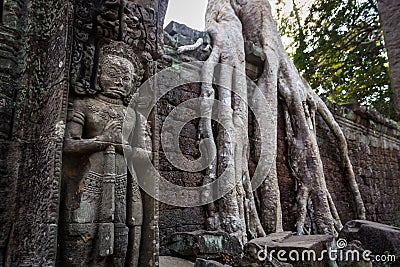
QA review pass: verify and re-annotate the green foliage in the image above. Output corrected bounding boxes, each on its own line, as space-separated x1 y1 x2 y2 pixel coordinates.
276 0 396 119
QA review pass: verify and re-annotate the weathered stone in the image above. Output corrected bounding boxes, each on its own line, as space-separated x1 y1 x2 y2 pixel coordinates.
244 40 265 80
159 255 194 267
2 0 70 265
59 41 150 267
195 258 231 267
336 240 373 267
339 220 400 263
1 2 400 266
167 230 242 262
244 40 266 66
244 232 333 267
165 21 211 45
164 21 211 60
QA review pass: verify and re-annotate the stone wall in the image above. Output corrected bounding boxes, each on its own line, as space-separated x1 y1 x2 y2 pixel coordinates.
0 1 27 265
0 3 398 262
277 101 400 231
0 0 169 265
157 22 400 255
319 103 400 225
157 22 211 255
157 82 208 255
4 0 71 265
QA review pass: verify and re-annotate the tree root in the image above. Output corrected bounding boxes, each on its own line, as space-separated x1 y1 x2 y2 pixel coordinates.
197 0 366 241
200 0 265 245
231 0 365 236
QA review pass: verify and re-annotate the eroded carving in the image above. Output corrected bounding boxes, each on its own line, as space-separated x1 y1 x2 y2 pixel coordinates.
70 0 158 96
59 41 148 267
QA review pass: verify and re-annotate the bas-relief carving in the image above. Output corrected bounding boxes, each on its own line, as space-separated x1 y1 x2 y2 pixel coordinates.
59 0 160 264
59 41 149 267
70 0 158 96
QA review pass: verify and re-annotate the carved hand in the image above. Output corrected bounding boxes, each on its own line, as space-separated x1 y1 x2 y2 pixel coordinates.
96 120 123 143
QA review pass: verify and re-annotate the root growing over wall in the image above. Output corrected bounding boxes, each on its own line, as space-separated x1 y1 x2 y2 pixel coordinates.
180 0 366 242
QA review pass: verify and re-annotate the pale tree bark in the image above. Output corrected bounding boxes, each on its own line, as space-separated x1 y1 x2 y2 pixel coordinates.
377 0 400 119
236 0 366 233
183 0 367 241
234 0 366 233
198 0 266 245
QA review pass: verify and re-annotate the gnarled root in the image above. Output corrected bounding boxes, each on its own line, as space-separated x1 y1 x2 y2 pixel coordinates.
230 0 365 236
200 0 265 245
198 0 365 239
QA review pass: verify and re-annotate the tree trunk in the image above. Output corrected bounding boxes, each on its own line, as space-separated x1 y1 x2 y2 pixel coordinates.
238 0 366 232
199 0 266 245
192 0 366 241
377 0 400 119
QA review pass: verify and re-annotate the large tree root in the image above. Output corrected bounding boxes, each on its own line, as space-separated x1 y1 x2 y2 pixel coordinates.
199 0 265 245
178 0 366 240
230 0 365 235
279 62 342 234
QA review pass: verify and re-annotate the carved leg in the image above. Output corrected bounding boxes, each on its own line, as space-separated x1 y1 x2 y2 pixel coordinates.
127 226 141 267
58 224 97 267
60 237 92 266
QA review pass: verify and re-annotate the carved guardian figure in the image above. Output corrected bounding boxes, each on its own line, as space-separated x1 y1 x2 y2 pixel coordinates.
59 41 146 267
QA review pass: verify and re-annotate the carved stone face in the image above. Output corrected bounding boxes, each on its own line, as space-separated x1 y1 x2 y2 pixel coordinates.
99 55 135 99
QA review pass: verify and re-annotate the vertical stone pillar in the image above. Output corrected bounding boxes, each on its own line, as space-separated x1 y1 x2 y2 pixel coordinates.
2 0 72 265
0 0 169 265
0 1 26 264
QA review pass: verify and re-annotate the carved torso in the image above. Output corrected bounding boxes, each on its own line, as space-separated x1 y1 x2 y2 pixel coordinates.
59 43 145 267
67 95 135 146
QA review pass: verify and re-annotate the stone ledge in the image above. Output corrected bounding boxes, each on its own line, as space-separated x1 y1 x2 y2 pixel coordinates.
159 256 194 267
325 100 400 139
167 230 242 262
339 220 400 262
244 232 333 267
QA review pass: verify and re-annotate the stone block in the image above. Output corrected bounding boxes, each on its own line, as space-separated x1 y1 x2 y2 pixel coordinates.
244 232 333 267
339 220 400 263
164 21 211 60
167 230 242 262
195 258 231 267
244 40 266 66
159 256 194 267
165 21 211 46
